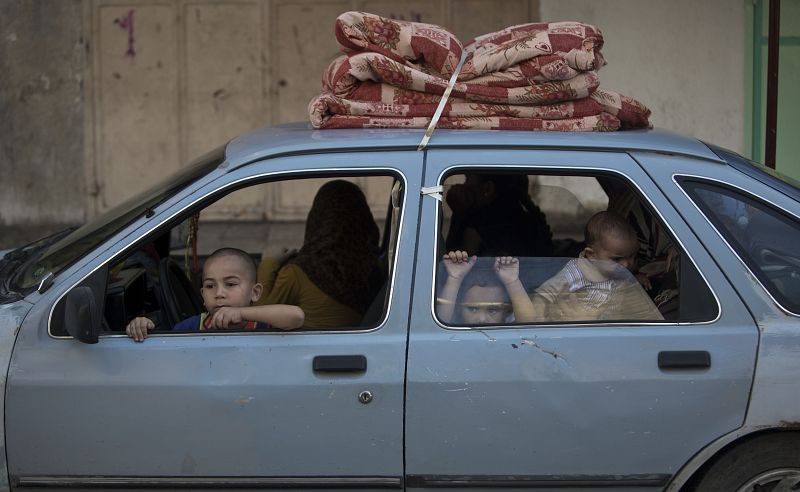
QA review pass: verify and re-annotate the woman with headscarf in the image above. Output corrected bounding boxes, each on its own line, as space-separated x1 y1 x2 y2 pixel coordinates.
256 180 384 329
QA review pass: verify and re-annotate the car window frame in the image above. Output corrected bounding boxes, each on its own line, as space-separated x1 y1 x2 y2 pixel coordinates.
431 164 722 330
676 174 800 317
47 165 410 339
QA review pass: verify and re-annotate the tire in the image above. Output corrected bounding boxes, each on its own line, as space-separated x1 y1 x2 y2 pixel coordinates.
694 433 800 492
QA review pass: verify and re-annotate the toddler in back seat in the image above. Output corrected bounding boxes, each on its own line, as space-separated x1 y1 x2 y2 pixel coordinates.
530 211 663 322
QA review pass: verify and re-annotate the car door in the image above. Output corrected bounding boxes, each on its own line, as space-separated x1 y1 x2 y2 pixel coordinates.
405 149 758 490
5 151 421 491
637 149 800 429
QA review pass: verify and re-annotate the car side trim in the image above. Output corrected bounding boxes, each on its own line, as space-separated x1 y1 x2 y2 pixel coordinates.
405 474 671 488
15 475 403 489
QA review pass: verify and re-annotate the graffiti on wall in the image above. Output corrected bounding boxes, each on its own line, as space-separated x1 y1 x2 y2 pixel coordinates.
113 9 136 57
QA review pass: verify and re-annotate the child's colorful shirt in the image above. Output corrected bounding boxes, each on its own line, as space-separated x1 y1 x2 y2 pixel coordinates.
560 259 619 309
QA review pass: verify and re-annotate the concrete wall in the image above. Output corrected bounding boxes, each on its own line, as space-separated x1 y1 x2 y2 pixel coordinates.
540 0 746 154
1 0 540 249
1 0 87 228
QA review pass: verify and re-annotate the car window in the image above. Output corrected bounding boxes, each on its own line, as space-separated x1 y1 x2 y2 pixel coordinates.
51 173 402 337
435 171 717 326
681 179 800 314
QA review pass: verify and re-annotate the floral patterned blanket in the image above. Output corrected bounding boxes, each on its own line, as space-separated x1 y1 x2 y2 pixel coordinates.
309 12 651 132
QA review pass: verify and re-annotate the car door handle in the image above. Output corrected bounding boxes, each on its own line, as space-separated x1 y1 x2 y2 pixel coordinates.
313 355 367 373
658 351 711 369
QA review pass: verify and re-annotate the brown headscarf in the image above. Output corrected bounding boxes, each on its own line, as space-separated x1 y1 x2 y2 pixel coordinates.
290 180 383 313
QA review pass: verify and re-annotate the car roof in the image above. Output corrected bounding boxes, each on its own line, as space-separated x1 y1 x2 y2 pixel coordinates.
223 122 725 170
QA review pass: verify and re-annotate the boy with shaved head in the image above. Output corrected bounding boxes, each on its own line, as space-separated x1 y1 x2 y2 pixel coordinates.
125 247 304 341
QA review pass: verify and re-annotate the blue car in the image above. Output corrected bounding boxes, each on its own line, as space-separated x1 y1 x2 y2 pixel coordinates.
1 125 798 491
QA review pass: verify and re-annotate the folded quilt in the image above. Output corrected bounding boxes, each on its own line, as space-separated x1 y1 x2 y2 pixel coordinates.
315 113 620 132
460 21 605 80
334 12 603 80
335 11 463 78
310 89 646 131
310 93 606 128
323 54 600 105
310 12 651 132
590 89 651 129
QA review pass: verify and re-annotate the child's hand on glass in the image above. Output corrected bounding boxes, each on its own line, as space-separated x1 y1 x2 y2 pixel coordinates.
494 256 520 285
443 250 476 279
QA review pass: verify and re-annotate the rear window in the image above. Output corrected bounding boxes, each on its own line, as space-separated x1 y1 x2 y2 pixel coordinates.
681 178 800 315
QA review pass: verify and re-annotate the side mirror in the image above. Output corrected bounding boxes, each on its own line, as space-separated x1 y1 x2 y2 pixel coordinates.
64 286 100 344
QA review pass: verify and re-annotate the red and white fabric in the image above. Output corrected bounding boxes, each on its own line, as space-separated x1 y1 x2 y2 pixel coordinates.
309 12 651 132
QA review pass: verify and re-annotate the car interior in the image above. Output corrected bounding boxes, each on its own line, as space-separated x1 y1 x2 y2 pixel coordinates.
682 179 800 314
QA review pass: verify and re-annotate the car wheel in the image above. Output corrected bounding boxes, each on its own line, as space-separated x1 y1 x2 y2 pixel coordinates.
694 433 800 492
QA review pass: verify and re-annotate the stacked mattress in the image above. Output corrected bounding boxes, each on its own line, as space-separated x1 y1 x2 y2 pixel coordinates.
309 12 651 132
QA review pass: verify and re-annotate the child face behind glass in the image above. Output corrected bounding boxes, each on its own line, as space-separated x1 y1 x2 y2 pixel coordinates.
585 232 639 279
458 284 510 324
200 255 261 315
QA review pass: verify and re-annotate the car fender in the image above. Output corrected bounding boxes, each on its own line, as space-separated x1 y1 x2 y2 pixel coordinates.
667 306 800 490
0 301 33 491
664 424 788 491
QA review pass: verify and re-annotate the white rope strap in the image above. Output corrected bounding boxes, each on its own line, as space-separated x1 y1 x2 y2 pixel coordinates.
417 51 468 151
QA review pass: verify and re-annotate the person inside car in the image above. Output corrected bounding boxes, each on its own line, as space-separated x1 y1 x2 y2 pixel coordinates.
530 211 663 322
445 173 553 258
436 250 535 324
601 177 680 317
125 247 305 341
256 180 384 329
